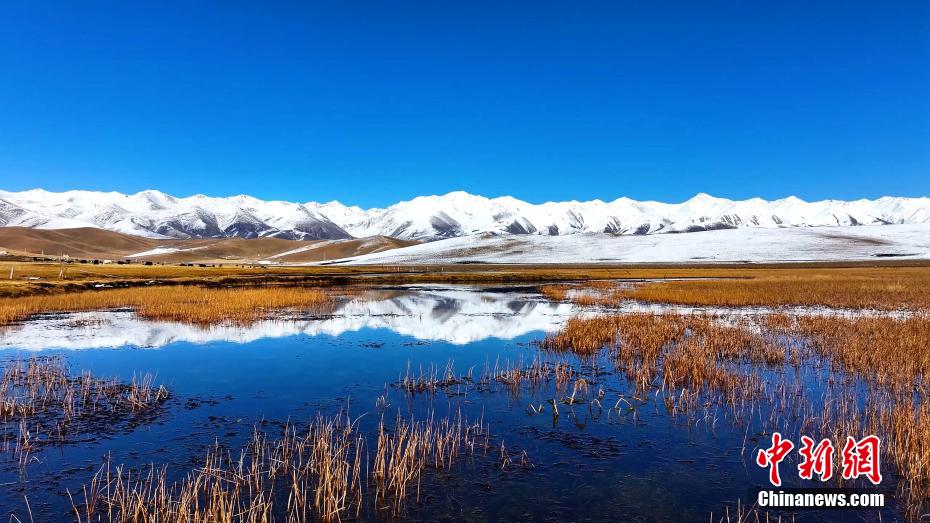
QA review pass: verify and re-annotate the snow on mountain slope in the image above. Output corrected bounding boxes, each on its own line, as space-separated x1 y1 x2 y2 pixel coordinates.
0 189 351 240
321 224 930 265
342 191 930 240
2 188 929 241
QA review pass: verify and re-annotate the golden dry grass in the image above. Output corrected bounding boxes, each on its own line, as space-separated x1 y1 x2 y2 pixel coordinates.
6 261 930 305
0 358 167 421
540 316 625 355
397 361 467 395
0 286 332 326
877 399 930 510
542 310 930 516
766 314 930 389
607 267 930 310
541 313 781 397
539 284 569 302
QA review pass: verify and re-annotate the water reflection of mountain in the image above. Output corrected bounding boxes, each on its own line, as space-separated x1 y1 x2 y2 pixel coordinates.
0 288 577 350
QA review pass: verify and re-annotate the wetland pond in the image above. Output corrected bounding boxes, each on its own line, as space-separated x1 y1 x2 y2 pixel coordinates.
0 285 905 521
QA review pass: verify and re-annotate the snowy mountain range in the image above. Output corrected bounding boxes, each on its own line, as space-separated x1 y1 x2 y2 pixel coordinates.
1 188 929 241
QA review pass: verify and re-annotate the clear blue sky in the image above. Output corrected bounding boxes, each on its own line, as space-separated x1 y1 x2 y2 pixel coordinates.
1 1 928 207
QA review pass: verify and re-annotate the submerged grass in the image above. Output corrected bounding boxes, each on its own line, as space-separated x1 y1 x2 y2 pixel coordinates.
71 411 494 522
0 358 168 464
0 286 332 326
72 415 364 523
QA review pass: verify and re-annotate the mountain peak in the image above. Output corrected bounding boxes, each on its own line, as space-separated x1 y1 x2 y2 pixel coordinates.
0 188 927 242
685 192 725 204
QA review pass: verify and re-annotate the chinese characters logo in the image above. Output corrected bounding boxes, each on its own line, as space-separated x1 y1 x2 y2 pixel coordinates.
756 432 882 486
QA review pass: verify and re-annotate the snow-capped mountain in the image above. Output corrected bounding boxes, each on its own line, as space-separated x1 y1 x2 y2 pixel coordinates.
1 188 929 241
0 189 352 240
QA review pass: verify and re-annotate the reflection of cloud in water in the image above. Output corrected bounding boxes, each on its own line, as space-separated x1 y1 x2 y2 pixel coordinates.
0 289 577 350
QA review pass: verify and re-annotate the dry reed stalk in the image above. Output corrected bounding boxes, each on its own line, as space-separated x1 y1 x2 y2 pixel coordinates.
542 310 930 516
542 313 782 401
481 356 576 393
539 284 570 302
397 361 468 395
72 411 494 521
767 314 930 389
74 414 364 522
371 411 489 515
0 358 168 460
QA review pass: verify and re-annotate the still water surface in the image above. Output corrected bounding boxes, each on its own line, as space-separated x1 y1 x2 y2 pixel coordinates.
0 285 899 521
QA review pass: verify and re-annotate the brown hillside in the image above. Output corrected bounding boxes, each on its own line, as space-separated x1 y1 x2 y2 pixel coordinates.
0 227 417 263
0 227 159 258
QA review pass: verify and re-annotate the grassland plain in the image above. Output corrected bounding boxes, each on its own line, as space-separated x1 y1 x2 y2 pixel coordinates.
0 226 418 264
3 261 930 326
4 259 929 292
540 263 930 310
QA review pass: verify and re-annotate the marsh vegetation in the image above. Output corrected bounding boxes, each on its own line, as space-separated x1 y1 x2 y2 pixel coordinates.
538 311 930 518
0 357 168 469
0 286 333 326
0 263 927 521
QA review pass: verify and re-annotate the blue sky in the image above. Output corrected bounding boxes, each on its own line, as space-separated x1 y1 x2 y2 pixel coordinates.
1 1 928 207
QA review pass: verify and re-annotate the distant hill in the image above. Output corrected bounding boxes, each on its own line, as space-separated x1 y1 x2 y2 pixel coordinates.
0 227 416 263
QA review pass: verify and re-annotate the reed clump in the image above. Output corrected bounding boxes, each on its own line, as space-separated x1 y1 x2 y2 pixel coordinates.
762 313 930 515
877 398 930 513
539 284 570 302
394 357 579 399
539 283 622 307
0 358 168 461
765 314 930 388
661 333 762 400
372 412 490 514
0 286 332 326
482 356 576 393
542 313 781 398
73 415 364 522
807 388 930 519
397 361 469 395
541 310 930 516
72 411 493 521
540 316 627 355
